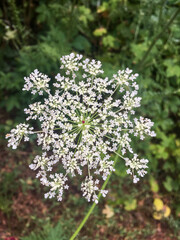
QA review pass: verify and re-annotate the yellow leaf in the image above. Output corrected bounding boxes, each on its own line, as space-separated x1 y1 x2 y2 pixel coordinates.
153 211 163 220
153 198 164 211
102 204 114 218
93 28 107 37
164 205 171 218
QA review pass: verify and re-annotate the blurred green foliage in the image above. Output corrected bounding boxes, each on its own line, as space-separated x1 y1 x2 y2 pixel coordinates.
0 170 19 215
21 221 67 240
0 0 180 237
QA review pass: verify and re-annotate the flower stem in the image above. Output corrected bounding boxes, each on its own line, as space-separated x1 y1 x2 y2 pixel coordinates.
69 147 121 240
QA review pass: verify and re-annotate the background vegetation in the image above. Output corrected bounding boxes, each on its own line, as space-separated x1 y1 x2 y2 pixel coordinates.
0 0 180 239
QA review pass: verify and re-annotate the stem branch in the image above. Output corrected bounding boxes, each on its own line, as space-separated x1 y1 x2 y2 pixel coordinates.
70 147 121 240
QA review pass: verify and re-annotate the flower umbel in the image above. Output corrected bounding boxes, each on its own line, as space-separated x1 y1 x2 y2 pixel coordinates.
6 123 33 149
6 53 155 203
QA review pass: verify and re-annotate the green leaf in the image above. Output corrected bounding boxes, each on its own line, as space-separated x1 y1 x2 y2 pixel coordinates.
72 35 91 52
97 2 109 13
93 27 107 37
163 59 180 78
124 199 137 211
175 205 180 217
163 176 173 192
22 221 67 240
102 35 116 48
149 176 159 193
78 6 94 26
114 157 127 177
6 95 20 112
131 42 149 62
167 65 180 78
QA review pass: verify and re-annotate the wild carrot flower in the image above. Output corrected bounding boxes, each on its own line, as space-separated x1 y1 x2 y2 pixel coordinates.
6 53 155 203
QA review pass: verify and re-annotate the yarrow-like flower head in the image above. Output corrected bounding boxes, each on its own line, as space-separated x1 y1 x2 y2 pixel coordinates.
23 69 50 95
6 123 33 149
6 53 156 203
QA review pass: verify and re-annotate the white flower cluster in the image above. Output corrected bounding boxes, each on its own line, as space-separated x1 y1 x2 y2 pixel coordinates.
6 53 156 203
125 154 149 183
23 69 50 95
6 123 33 149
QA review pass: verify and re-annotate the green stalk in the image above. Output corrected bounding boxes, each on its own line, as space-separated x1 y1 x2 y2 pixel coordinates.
70 147 121 240
137 7 180 70
9 0 24 44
